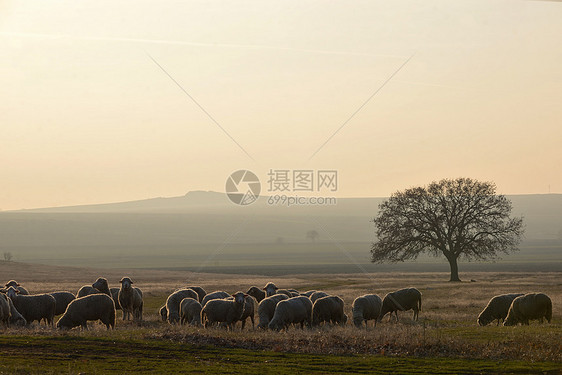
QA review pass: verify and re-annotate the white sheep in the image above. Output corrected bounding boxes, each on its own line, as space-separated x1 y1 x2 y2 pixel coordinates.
312 296 346 326
310 291 329 304
268 296 313 331
257 294 289 329
77 277 111 298
49 291 76 316
118 277 143 321
180 298 202 326
504 293 552 326
166 289 199 324
5 286 56 326
0 293 10 328
379 288 422 322
57 294 116 330
477 293 524 326
246 286 266 302
201 292 247 329
201 291 230 307
352 294 382 328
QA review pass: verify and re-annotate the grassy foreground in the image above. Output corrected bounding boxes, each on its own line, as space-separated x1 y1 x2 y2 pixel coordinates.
0 335 559 374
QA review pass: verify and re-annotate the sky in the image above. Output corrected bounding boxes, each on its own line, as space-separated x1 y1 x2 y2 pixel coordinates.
1 0 561 210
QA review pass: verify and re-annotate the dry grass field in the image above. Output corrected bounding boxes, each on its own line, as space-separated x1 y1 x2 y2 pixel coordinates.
1 261 561 374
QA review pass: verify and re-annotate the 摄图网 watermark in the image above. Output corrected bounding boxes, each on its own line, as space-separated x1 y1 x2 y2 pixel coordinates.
225 169 338 206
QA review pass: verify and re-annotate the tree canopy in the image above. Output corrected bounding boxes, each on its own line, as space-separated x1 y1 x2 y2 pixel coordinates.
370 178 524 281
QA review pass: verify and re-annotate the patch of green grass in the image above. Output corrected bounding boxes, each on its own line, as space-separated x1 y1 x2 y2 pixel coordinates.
0 335 559 374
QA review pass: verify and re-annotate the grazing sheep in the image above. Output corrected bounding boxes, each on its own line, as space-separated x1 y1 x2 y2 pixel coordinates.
7 296 26 326
201 291 230 307
5 287 56 326
312 296 346 326
166 289 199 324
49 291 76 316
268 296 313 331
226 295 257 329
77 277 111 298
477 293 524 326
379 288 422 322
185 286 207 303
310 291 329 304
246 286 266 302
352 294 383 328
180 298 202 326
257 294 289 329
56 294 116 330
0 293 10 328
118 277 143 321
504 293 552 326
5 280 29 295
159 305 167 321
300 290 317 298
201 292 247 329
110 288 121 310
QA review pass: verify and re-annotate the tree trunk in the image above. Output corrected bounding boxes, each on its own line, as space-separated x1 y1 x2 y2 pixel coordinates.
447 255 461 282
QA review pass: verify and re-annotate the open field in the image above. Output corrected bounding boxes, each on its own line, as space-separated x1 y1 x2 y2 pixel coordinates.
1 262 561 373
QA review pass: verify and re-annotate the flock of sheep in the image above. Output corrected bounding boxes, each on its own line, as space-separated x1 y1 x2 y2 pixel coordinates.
0 278 553 331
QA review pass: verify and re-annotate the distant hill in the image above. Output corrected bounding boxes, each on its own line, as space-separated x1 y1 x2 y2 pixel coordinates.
1 192 560 271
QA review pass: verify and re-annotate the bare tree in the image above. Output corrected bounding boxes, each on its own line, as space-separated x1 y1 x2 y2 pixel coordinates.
371 178 524 281
306 230 319 243
3 252 13 262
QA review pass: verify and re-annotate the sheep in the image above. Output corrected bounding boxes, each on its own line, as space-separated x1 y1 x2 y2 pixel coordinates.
268 296 313 331
352 294 383 328
56 294 116 330
166 288 199 324
5 286 56 326
201 291 230 307
504 293 552 326
110 288 122 310
180 298 202 326
92 277 112 295
262 282 293 298
5 280 29 295
310 291 329 304
49 291 76 316
77 286 98 298
240 295 257 329
7 296 26 326
0 293 10 328
118 277 143 321
185 286 207 303
246 286 266 302
257 293 289 329
379 288 422 322
477 293 524 326
159 305 167 321
201 291 247 329
312 296 346 326
226 295 257 329
300 290 317 298
77 277 111 298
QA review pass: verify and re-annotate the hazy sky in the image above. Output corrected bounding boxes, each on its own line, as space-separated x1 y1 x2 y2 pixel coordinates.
1 0 561 210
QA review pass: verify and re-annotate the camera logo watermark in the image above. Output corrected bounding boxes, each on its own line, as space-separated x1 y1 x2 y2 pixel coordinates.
225 170 261 205
226 169 338 206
